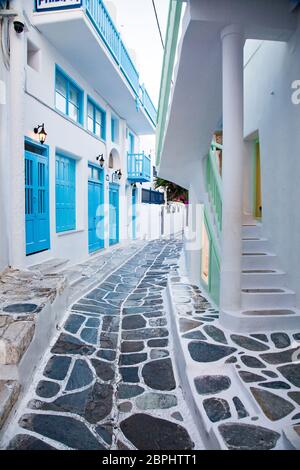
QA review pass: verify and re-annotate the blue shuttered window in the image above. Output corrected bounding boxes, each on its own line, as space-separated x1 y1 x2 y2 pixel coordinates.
111 117 119 143
55 66 83 124
56 154 76 233
87 97 106 140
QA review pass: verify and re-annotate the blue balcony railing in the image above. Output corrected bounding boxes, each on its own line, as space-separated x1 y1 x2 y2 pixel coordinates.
139 85 157 127
127 153 152 183
34 0 157 126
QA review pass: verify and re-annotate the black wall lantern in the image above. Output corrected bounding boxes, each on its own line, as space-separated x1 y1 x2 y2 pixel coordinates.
96 154 105 168
114 169 122 181
34 123 47 145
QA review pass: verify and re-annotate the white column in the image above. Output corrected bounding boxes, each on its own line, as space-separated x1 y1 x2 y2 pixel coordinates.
9 0 26 268
220 25 245 312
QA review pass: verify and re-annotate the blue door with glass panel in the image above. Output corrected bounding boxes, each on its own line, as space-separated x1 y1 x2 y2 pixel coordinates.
132 188 137 240
25 140 50 255
109 183 119 246
88 164 104 253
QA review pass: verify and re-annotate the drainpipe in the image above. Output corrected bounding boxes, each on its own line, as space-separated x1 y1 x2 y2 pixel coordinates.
8 0 26 268
219 25 245 313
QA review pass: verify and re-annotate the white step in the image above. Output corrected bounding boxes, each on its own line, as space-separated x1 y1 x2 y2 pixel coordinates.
242 253 278 270
0 380 21 430
242 224 262 238
221 307 300 333
29 258 69 275
242 270 287 289
241 288 296 309
242 238 269 252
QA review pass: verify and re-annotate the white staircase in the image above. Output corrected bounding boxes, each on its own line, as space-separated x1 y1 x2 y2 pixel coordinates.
241 222 300 329
221 221 300 332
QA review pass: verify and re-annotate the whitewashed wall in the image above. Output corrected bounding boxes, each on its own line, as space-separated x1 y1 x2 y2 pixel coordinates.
7 12 142 269
138 202 186 240
244 28 300 305
0 47 9 272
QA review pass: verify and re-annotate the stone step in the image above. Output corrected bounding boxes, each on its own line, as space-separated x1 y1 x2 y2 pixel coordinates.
29 258 69 275
68 277 97 304
241 288 296 309
0 380 21 430
242 253 278 270
0 321 35 365
222 308 300 332
242 309 297 316
241 270 287 289
62 268 85 286
242 224 262 238
242 238 269 252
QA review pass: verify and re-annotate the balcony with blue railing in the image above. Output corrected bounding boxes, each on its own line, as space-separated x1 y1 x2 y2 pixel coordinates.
33 0 157 130
127 152 152 183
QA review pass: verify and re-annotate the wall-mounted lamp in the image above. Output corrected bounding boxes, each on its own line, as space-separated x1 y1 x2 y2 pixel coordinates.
96 154 105 168
34 123 47 145
131 183 137 189
114 169 122 181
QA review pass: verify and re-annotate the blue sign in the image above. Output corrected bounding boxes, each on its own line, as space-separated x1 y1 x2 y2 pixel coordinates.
36 0 82 12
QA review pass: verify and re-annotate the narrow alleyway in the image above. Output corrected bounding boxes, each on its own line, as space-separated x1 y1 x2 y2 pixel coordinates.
3 239 202 450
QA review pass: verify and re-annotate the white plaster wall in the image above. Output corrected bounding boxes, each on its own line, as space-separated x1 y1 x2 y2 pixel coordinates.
244 26 300 305
139 203 186 241
8 17 145 268
0 52 9 272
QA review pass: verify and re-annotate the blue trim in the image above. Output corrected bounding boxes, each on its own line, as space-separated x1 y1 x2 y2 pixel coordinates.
111 116 118 143
88 162 105 253
132 187 137 240
87 96 106 141
129 132 135 154
24 136 50 256
55 152 76 233
35 1 82 12
25 135 50 154
55 65 84 125
109 182 120 246
127 152 152 183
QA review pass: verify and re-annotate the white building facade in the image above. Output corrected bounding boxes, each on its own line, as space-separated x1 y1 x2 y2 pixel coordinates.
0 0 161 273
157 0 300 332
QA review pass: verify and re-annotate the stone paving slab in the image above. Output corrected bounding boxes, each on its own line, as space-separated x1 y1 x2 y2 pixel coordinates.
168 252 300 450
2 239 202 450
0 240 148 434
3 237 298 450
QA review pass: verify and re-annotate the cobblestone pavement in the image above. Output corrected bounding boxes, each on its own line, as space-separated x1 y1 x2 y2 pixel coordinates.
3 240 202 450
169 261 300 450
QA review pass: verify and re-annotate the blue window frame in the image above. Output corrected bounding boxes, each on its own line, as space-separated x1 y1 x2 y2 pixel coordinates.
111 117 119 143
25 137 50 256
55 66 83 124
56 153 76 233
129 132 135 153
87 97 106 140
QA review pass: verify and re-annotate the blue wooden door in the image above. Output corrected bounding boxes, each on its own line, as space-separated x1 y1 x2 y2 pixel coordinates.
109 183 119 246
132 187 137 240
25 145 50 255
88 165 104 253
